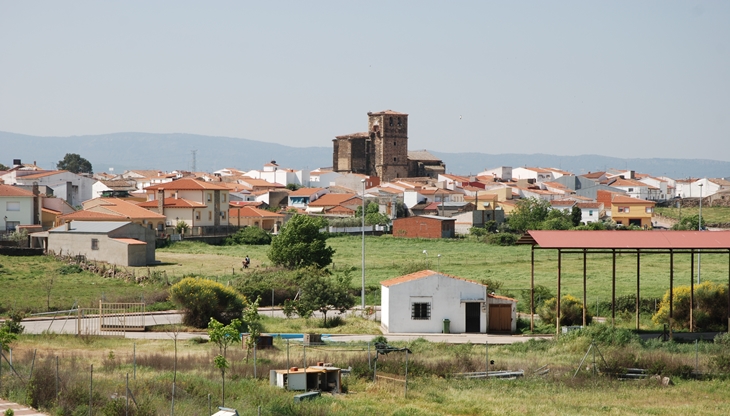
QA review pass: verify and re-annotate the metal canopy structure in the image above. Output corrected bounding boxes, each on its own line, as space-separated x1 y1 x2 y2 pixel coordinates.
522 230 730 336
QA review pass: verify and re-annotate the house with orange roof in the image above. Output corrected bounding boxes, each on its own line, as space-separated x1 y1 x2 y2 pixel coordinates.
3 170 96 207
46 221 156 266
607 177 661 201
143 178 231 231
598 190 655 228
380 270 517 334
228 205 285 231
1 184 36 232
60 198 168 230
236 177 286 192
121 170 176 190
305 193 362 215
576 201 605 224
437 173 471 191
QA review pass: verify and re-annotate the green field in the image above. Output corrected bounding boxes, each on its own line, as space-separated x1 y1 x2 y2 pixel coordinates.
156 236 730 308
4 234 729 316
656 206 730 226
0 255 168 313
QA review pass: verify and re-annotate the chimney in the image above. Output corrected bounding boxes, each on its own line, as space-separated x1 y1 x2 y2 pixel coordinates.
65 220 71 231
32 182 41 225
157 188 165 215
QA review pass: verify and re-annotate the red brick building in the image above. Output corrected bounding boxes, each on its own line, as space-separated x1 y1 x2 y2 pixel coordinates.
392 215 455 239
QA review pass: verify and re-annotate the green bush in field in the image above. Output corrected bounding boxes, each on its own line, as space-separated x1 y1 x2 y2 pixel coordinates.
268 214 334 269
170 277 246 328
652 281 728 331
538 294 593 327
487 232 518 246
225 226 272 245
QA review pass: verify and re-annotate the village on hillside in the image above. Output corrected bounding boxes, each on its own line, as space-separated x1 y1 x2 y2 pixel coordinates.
1 110 729 266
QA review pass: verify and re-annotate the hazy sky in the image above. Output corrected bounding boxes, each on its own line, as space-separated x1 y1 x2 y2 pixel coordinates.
1 1 728 160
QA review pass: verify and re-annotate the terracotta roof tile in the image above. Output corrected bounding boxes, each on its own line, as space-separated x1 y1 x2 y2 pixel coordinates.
137 198 207 209
0 184 34 197
380 270 486 288
144 178 229 191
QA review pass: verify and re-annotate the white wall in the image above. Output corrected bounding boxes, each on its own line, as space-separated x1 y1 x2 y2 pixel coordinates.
382 273 487 333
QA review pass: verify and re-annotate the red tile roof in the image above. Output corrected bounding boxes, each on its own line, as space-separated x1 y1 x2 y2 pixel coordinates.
307 193 360 207
144 178 229 191
137 198 207 209
611 195 655 205
17 170 69 179
60 210 127 221
380 270 486 287
0 184 34 197
229 206 285 219
112 238 146 245
529 230 730 249
288 187 325 196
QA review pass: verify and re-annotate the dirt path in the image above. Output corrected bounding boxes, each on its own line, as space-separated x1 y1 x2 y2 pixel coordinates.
0 399 48 415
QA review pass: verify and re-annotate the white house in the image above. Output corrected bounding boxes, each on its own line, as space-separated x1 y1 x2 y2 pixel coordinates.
3 170 95 207
576 202 604 224
380 270 517 334
245 162 310 188
1 184 35 232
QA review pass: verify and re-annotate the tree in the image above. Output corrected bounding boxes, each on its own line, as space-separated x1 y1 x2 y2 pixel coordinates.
225 226 272 245
242 296 262 362
507 197 551 232
356 201 391 226
541 209 573 230
208 317 242 407
672 214 706 231
538 295 593 327
292 267 355 324
652 282 728 331
175 221 189 234
0 163 9 171
571 205 582 227
286 183 301 191
170 277 245 327
56 153 93 174
268 214 335 269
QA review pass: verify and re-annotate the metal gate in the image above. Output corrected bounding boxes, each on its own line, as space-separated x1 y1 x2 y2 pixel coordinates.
77 302 146 337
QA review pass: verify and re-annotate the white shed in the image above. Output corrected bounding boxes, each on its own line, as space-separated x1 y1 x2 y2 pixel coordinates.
380 270 517 334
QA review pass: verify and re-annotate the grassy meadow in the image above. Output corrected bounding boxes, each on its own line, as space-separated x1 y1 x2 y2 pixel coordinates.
3 327 730 415
656 206 730 226
0 255 168 313
154 235 730 316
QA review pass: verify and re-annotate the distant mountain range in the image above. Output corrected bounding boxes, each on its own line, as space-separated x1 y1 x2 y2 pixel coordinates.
1 131 728 179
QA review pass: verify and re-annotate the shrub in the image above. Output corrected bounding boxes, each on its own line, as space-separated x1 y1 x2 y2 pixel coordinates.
58 264 83 274
170 277 246 328
652 281 728 331
487 233 518 246
268 214 334 269
538 294 593 327
225 227 272 245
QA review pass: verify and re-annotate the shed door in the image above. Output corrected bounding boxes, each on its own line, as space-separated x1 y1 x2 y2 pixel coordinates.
488 304 511 333
465 303 481 333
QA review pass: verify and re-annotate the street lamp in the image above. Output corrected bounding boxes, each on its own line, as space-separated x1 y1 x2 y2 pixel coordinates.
361 179 366 310
698 183 703 284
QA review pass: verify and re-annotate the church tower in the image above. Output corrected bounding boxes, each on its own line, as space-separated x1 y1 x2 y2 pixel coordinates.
367 110 409 182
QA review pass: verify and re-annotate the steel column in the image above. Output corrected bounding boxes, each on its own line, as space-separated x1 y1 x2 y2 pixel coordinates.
636 249 641 331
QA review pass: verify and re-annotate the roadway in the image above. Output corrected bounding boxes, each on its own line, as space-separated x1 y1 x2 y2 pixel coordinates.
18 309 548 345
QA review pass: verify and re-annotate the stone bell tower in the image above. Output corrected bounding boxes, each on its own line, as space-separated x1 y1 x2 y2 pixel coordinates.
367 110 409 182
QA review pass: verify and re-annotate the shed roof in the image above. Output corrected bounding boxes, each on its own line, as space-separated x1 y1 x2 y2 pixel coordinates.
380 270 486 287
528 230 730 250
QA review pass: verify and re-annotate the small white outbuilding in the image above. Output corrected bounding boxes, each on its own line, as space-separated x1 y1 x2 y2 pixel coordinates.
380 270 517 334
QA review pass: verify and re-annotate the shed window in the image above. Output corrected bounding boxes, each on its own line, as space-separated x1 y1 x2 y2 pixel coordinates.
91 239 99 250
411 303 431 320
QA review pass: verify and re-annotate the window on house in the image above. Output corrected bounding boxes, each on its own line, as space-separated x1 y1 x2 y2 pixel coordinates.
589 210 593 216
195 211 201 220
628 188 634 192
5 221 19 231
222 194 226 202
645 207 653 213
6 202 20 211
389 117 393 126
208 211 212 220
394 141 397 146
207 193 212 202
412 303 431 320
91 239 99 250
221 211 226 219
394 157 397 162
398 117 402 127
618 206 629 213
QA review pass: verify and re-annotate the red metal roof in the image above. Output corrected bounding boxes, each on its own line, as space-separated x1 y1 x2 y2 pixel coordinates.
528 230 730 249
